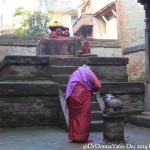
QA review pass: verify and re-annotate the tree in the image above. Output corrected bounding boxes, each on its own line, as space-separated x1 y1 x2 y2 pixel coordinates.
13 8 50 37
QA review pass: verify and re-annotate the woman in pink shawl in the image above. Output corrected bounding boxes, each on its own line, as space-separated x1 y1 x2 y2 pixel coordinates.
65 65 101 143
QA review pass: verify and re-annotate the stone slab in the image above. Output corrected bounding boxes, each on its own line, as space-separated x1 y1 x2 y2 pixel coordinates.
0 81 58 96
130 114 150 128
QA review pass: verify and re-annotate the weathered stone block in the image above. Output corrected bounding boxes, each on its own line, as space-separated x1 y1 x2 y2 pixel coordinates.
0 81 59 127
0 56 50 81
36 37 81 56
103 114 125 142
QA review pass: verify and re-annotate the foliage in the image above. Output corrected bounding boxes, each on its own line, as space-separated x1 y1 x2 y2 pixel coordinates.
13 8 50 37
14 28 27 37
26 11 49 36
13 7 26 17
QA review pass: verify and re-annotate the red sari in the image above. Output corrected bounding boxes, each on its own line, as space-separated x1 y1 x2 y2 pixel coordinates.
67 83 92 142
66 67 101 142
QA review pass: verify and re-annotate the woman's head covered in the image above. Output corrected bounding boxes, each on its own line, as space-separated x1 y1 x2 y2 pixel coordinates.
65 64 94 101
82 64 95 72
82 64 91 69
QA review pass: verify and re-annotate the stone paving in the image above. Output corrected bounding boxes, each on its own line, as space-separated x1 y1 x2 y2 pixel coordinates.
0 124 149 150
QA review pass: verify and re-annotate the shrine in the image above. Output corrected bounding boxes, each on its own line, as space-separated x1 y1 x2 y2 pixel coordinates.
36 21 90 56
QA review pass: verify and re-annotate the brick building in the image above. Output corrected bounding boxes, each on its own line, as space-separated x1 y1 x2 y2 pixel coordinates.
73 0 117 39
116 0 145 80
73 0 146 80
116 0 145 49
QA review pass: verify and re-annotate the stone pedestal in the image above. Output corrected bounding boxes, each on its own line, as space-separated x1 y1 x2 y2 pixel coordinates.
103 114 125 142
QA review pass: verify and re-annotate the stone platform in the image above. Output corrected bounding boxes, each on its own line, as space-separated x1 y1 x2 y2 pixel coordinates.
0 55 145 130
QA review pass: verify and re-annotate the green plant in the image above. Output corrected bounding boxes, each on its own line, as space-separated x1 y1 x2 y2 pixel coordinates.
13 28 27 37
13 7 26 17
13 8 50 37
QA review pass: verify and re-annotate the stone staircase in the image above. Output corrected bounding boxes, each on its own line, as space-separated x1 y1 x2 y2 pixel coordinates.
59 86 104 131
49 56 146 131
91 95 103 131
0 55 145 130
49 56 104 131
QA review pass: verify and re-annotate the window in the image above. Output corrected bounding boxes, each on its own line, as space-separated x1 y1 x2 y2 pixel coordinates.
71 16 77 25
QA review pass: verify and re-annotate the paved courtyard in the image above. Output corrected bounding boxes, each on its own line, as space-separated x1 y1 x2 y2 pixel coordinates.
0 124 149 150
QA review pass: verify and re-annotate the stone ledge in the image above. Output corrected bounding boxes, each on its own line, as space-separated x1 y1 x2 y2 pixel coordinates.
0 55 50 69
0 81 58 96
49 56 129 65
59 82 145 94
130 114 150 128
88 57 129 65
123 44 145 55
0 36 41 46
100 82 145 94
86 39 121 48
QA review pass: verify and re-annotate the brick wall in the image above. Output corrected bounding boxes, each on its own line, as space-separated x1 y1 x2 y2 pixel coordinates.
116 0 145 50
123 44 145 80
125 51 145 79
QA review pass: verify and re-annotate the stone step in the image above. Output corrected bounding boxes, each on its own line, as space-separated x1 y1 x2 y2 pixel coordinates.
49 57 88 66
51 75 70 84
91 120 104 132
91 94 98 102
130 114 150 128
92 111 103 120
92 102 101 111
59 82 145 94
0 81 58 96
50 66 78 75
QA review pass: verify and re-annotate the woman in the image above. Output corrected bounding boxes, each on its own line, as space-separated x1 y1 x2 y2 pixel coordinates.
65 65 101 143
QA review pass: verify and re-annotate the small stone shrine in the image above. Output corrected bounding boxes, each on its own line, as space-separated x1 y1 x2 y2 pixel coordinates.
36 21 90 56
103 94 125 142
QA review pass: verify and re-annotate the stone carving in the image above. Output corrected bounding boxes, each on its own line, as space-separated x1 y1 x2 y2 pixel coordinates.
49 21 70 39
64 30 70 38
103 94 124 113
